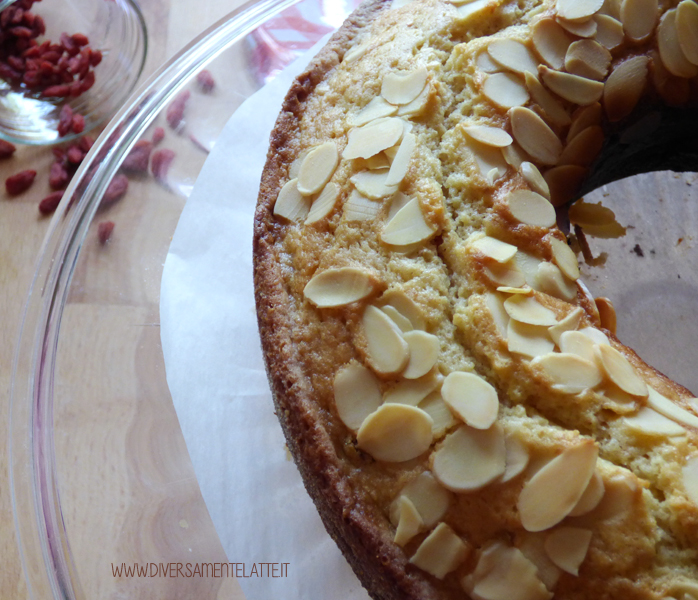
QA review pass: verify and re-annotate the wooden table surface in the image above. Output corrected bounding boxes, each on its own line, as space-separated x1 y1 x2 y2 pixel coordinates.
0 1 250 598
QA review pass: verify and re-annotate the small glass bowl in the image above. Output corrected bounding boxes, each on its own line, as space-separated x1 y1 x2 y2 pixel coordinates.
0 0 147 145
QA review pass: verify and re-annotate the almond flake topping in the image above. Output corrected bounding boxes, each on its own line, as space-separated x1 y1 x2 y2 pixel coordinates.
504 295 558 326
471 235 518 262
544 164 588 207
509 107 563 166
532 18 572 70
497 286 533 295
505 189 557 227
483 72 530 108
516 533 563 591
565 40 611 81
351 169 398 200
386 132 416 186
343 189 381 221
384 373 442 406
524 72 571 128
420 391 458 438
273 178 311 222
485 261 527 289
381 305 413 332
343 41 370 63
544 527 592 576
604 56 649 122
333 363 382 431
464 136 509 183
394 496 424 546
549 236 579 279
549 306 584 345
362 305 410 375
646 386 698 430
535 261 577 302
596 345 648 397
357 403 433 462
485 292 511 338
518 440 598 531
381 197 436 246
304 266 378 308
557 16 598 38
381 289 426 330
349 97 398 128
560 125 604 167
521 162 551 198
501 434 530 482
410 523 469 580
595 297 617 334
557 0 603 22
343 118 404 160
463 125 513 148
623 406 687 438
567 102 601 142
559 330 597 362
540 66 604 105
569 471 605 516
381 67 428 105
476 50 502 73
532 352 603 393
594 14 625 51
402 331 440 379
677 0 698 66
305 182 339 224
683 456 698 506
658 9 698 79
390 471 453 529
297 141 339 196
502 142 531 169
441 371 499 429
487 38 539 74
508 321 556 358
432 424 507 492
620 0 658 42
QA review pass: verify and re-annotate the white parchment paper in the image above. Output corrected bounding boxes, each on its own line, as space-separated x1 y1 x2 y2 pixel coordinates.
160 41 371 600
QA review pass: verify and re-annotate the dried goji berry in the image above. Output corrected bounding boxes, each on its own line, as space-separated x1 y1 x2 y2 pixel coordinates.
97 220 114 244
89 49 102 66
38 191 63 215
71 113 84 134
165 91 190 131
5 169 36 195
196 69 215 93
49 161 69 189
78 135 94 153
43 84 70 98
66 144 84 164
152 126 165 145
151 148 176 184
57 103 73 136
0 139 16 158
72 32 88 47
101 174 128 207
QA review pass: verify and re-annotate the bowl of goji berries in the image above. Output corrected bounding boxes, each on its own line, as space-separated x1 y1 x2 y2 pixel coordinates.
0 0 147 144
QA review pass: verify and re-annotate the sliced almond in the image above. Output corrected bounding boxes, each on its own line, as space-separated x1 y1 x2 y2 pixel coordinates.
351 169 398 200
596 345 648 397
357 403 433 462
516 532 563 591
502 434 530 483
273 178 310 222
420 391 458 438
620 0 658 42
509 107 563 166
402 331 440 379
557 16 598 38
343 189 381 221
504 295 558 326
508 320 556 358
549 306 584 345
398 85 431 118
579 472 638 521
534 261 577 301
600 0 622 20
559 330 597 362
471 235 518 263
683 456 698 506
549 236 579 280
568 103 602 143
465 542 552 600
381 289 426 330
343 118 404 160
484 292 511 338
477 50 502 73
560 125 604 167
488 38 539 75
297 142 338 196
594 14 625 51
456 0 492 18
362 305 410 375
305 182 339 224
658 9 698 79
544 164 588 207
304 266 378 307
381 305 414 332
579 326 610 346
384 372 442 406
464 135 509 183
333 363 382 431
569 471 605 516
524 72 572 128
532 18 572 70
381 67 428 105
394 496 424 546
532 352 602 393
410 523 469 579
484 260 527 288
365 152 391 170
557 0 604 21
441 371 499 429
497 286 533 295
518 440 598 531
502 142 532 169
514 251 543 288
544 527 592 576
463 125 513 148
540 66 604 105
604 56 649 122
521 162 551 199
505 189 557 227
565 40 611 81
483 72 530 108
432 424 506 492
387 191 412 221
623 406 687 437
349 97 398 127
390 471 453 528
595 297 617 334
381 197 436 246
386 132 416 186
677 0 698 66
646 386 698 430
344 40 370 63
